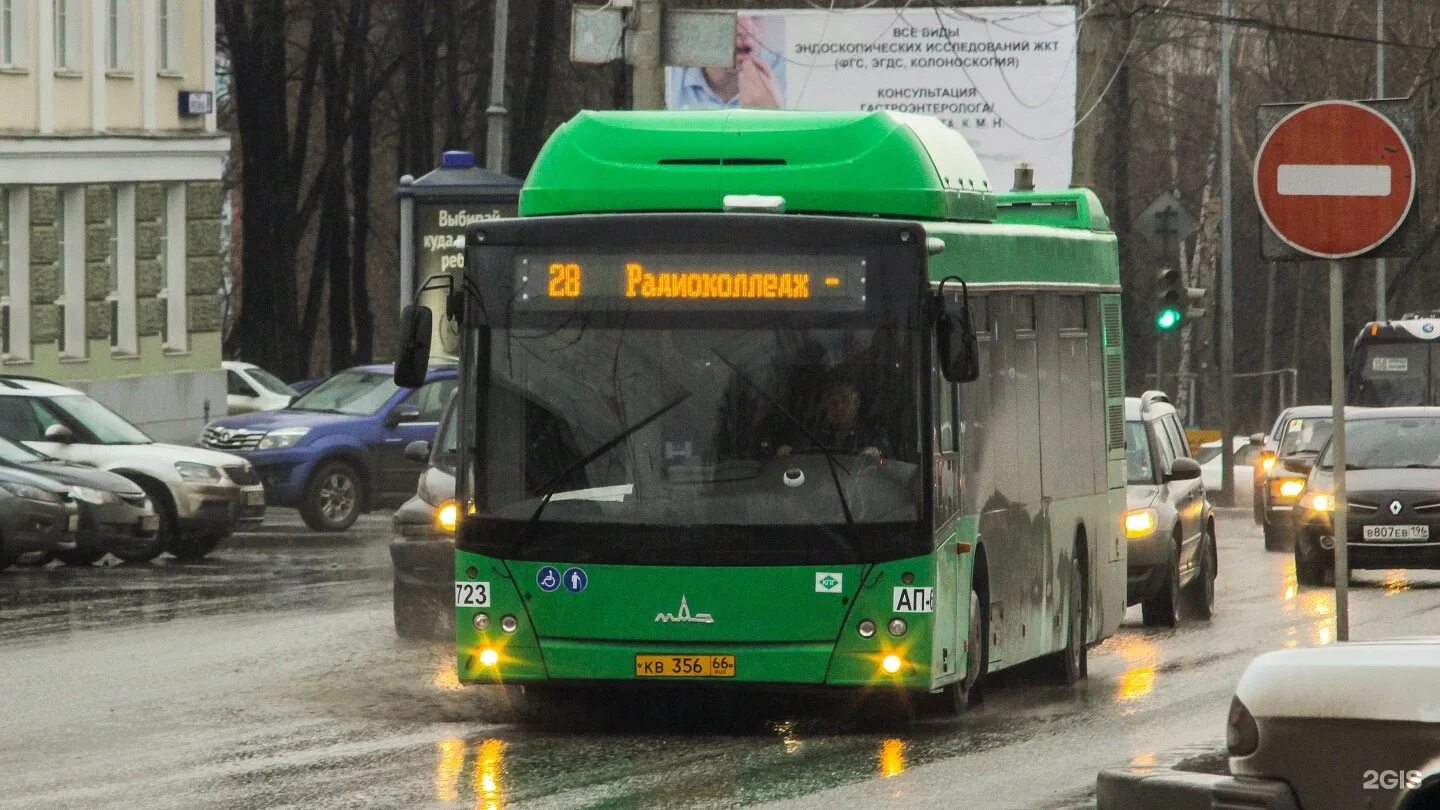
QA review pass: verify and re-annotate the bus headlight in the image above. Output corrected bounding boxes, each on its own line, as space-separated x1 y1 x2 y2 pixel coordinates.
887 618 908 637
479 648 499 667
881 654 903 674
436 500 459 533
1124 508 1158 538
857 619 877 638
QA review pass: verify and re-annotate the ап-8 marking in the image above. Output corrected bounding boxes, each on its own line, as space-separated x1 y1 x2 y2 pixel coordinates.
548 262 582 298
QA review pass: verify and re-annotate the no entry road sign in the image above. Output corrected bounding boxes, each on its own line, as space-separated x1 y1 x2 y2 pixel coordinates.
1254 100 1416 260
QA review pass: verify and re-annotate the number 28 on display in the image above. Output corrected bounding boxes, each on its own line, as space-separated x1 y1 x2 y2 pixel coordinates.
548 262 582 298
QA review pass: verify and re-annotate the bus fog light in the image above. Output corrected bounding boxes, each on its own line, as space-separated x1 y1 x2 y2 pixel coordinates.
887 618 908 637
500 615 518 633
881 654 903 674
479 648 499 667
473 612 490 631
857 619 877 638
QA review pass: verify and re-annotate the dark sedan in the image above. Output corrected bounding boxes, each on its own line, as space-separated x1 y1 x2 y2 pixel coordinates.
0 435 159 565
0 466 79 570
1292 407 1440 584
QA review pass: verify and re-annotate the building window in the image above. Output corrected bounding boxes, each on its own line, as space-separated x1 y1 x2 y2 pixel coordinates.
0 0 21 67
54 0 79 71
162 183 186 352
112 185 136 354
106 0 131 71
59 187 85 357
3 189 27 360
158 0 179 72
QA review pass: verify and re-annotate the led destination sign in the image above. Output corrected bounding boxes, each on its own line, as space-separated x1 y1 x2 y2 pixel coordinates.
513 252 866 311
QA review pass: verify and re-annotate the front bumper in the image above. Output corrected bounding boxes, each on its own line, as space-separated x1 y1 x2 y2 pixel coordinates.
232 448 318 507
1 499 80 556
73 500 157 552
1126 532 1171 603
1297 513 1440 569
390 537 454 590
174 481 267 534
1097 767 1299 810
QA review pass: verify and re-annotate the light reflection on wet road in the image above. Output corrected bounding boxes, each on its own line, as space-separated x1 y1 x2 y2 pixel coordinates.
4 509 1440 809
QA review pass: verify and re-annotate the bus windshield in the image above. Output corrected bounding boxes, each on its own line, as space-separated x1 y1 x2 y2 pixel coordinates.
471 322 922 561
1354 343 1436 406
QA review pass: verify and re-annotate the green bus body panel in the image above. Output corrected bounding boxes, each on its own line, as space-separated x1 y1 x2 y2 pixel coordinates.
521 110 997 222
924 221 1119 289
455 550 951 689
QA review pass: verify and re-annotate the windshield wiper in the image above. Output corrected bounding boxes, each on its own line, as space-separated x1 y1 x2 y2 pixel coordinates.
710 348 860 562
290 406 342 414
524 392 692 527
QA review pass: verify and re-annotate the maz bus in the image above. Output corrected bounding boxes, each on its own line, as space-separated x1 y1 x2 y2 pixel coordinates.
396 110 1126 719
1350 311 1440 407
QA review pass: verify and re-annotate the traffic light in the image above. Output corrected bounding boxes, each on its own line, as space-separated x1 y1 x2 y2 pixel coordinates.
1185 286 1207 320
1155 267 1184 331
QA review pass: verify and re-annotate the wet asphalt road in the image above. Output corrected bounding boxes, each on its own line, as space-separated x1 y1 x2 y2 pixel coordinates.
5 508 1440 809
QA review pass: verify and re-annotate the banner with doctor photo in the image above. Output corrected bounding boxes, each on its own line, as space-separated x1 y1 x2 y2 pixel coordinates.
664 6 1079 191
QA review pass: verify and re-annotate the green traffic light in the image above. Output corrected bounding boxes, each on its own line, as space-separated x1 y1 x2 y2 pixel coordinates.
1155 308 1182 330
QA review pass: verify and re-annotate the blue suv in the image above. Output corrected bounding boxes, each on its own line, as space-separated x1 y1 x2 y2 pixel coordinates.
201 364 457 530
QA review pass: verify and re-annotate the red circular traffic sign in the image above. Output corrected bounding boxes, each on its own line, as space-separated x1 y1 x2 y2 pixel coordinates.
1254 100 1415 259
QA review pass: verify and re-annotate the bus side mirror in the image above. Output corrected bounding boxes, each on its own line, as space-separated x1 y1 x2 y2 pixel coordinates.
937 304 980 383
395 305 433 389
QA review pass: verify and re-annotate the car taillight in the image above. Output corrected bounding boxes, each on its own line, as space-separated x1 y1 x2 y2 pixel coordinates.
1227 695 1259 756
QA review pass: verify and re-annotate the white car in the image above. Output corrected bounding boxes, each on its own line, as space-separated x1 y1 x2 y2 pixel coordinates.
224 360 298 415
1197 436 1257 504
1099 638 1440 809
0 376 265 560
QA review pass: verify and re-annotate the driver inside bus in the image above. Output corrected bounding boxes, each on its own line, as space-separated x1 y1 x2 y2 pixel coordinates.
776 380 888 458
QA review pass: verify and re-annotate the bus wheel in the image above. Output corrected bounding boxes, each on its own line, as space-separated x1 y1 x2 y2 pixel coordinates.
925 587 987 717
1045 554 1087 685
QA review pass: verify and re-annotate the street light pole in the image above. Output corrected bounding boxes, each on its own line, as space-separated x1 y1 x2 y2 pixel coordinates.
630 0 665 109
485 0 510 174
1374 0 1387 321
1218 0 1236 505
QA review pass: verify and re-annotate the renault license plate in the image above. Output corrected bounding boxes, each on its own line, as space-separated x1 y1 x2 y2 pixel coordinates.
635 654 736 678
245 490 266 507
1363 524 1429 541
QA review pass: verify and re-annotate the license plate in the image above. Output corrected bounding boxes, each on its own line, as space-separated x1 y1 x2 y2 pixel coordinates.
1363 524 1430 541
139 514 159 532
635 654 736 678
244 490 266 506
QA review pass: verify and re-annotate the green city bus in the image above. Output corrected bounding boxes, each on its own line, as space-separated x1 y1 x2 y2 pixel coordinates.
399 110 1126 718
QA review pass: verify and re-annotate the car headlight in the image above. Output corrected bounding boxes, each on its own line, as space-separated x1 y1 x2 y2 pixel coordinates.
174 462 223 483
68 485 119 505
1124 508 1158 539
1272 478 1306 500
0 481 62 503
1260 453 1276 473
436 500 459 534
1301 491 1334 513
257 427 311 451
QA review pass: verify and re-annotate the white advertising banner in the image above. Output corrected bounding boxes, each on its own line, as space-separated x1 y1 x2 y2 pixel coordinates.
666 6 1079 191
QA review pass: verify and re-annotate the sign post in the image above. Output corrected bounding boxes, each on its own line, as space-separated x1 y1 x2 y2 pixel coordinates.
1253 99 1418 642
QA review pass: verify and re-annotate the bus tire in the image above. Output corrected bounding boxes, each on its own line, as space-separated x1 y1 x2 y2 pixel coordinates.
926 587 987 717
1045 553 1087 685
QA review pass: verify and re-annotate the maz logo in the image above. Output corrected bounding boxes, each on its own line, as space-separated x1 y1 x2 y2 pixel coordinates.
654 595 714 624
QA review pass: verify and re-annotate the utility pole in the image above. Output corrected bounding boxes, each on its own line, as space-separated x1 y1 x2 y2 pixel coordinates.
485 0 510 174
630 0 665 110
1374 0 1387 321
1218 0 1236 505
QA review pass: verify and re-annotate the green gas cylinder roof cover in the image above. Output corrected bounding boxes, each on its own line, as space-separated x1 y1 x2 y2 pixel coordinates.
520 109 999 222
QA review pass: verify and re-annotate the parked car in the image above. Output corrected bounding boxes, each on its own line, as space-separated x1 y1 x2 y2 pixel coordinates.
224 360 298 415
0 376 265 561
1197 436 1258 502
1098 637 1440 810
0 435 159 565
1256 406 1362 551
200 364 458 531
1123 392 1217 627
290 377 325 395
391 397 458 639
0 466 80 571
1291 407 1440 586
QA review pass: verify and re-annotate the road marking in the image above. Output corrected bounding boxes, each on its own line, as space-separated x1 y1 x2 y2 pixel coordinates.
1277 163 1390 196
